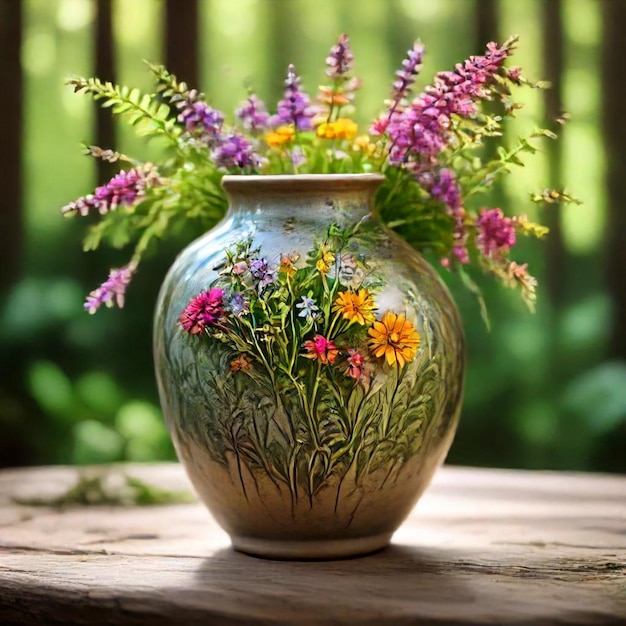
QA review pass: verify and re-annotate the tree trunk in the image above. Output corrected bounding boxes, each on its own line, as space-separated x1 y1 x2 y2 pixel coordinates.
601 0 626 360
95 0 116 184
262 0 300 99
474 0 499 49
474 0 499 163
542 0 566 308
164 0 200 88
0 0 23 295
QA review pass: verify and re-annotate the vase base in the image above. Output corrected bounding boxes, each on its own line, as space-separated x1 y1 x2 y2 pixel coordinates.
230 532 393 560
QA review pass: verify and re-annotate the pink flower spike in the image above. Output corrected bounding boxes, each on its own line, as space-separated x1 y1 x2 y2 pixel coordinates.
84 264 135 314
62 166 158 217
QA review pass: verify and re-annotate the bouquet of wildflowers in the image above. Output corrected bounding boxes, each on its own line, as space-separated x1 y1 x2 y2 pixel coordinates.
62 33 576 316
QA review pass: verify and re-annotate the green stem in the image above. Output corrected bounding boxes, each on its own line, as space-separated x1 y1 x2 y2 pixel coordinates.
379 366 405 439
283 366 322 452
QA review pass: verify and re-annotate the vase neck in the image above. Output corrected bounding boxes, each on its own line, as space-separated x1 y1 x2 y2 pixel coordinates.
222 174 384 220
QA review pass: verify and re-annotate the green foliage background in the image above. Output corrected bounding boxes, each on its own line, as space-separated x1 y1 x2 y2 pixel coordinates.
1 0 624 472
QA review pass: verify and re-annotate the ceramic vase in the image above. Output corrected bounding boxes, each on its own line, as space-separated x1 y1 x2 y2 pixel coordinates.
154 174 465 559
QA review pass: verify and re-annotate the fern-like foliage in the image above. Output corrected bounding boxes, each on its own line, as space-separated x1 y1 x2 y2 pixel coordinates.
67 77 181 144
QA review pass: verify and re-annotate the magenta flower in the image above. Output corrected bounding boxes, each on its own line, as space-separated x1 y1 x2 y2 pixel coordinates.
179 288 225 335
84 264 135 314
62 167 157 217
476 208 516 258
269 64 316 131
302 334 338 365
326 33 354 79
385 105 445 163
236 95 269 132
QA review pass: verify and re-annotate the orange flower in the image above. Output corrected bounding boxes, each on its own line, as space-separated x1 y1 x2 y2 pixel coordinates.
316 118 358 140
279 253 299 278
333 289 377 325
317 86 351 106
367 312 420 368
265 125 295 147
230 354 251 372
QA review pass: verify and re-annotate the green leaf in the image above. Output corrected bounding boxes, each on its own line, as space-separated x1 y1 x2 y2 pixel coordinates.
458 267 491 331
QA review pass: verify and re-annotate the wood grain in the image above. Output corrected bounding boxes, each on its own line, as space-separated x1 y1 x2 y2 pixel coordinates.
0 464 624 625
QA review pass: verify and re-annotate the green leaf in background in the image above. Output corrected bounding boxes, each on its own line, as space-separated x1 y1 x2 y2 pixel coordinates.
75 371 124 418
71 420 125 464
115 401 172 461
27 360 73 419
561 362 626 434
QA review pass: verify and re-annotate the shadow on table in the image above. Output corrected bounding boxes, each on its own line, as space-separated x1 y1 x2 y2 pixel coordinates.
190 542 473 625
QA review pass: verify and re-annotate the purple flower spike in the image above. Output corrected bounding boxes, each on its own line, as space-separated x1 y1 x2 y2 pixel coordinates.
84 264 135 314
420 168 469 266
370 41 424 137
62 166 158 217
476 208 516 258
269 64 316 131
326 33 354 79
236 95 269 132
212 134 259 171
178 102 223 135
177 90 225 142
392 41 425 103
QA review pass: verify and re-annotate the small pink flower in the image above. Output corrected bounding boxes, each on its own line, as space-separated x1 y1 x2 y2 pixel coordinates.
344 348 371 389
231 261 248 275
369 113 390 137
345 348 364 377
508 66 522 84
303 334 338 365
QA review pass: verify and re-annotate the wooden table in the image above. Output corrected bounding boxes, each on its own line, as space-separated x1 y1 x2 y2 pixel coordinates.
0 463 624 625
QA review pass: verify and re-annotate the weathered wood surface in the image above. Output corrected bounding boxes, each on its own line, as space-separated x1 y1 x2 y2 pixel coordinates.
0 464 624 625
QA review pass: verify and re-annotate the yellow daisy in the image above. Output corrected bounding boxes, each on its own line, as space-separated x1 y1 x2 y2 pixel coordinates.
367 312 420 368
315 247 335 275
333 289 377 325
265 125 295 147
316 118 358 141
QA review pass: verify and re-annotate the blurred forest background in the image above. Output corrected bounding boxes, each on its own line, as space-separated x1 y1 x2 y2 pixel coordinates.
1 0 625 472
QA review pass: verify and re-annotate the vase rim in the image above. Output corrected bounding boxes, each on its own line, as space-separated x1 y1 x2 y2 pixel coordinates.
222 173 385 195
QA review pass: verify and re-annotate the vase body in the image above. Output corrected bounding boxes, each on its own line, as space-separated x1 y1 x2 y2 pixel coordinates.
154 174 465 559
